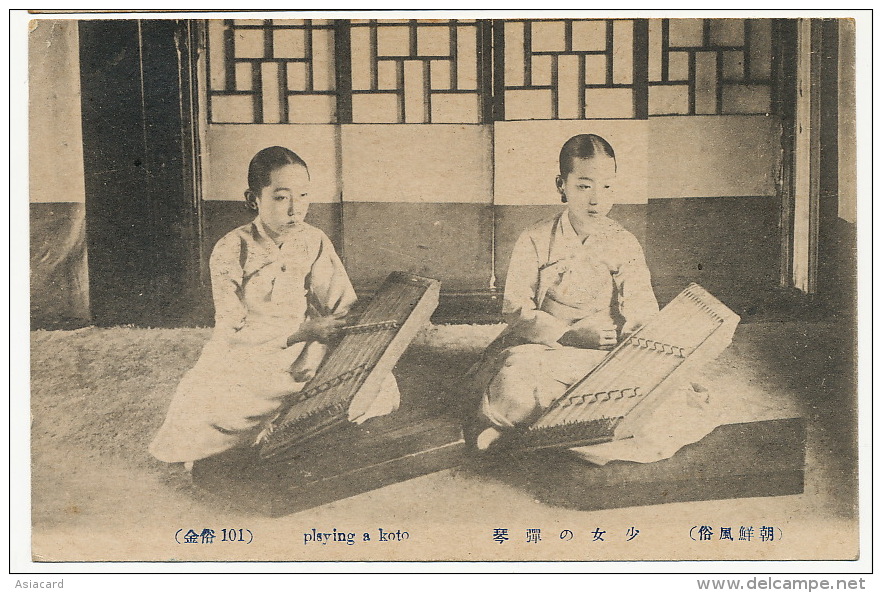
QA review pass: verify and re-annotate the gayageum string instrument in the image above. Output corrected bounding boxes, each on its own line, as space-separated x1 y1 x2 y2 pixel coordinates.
503 283 740 451
259 272 440 461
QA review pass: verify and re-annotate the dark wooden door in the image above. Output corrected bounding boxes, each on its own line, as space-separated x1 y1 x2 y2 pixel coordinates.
79 20 202 326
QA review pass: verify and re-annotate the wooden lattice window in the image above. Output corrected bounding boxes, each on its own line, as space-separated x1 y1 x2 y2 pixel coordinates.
207 19 338 123
647 18 775 115
347 19 491 123
497 19 647 120
205 18 779 124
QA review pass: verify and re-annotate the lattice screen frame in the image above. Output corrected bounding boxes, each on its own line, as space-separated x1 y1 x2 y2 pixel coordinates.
207 19 341 124
345 19 493 124
206 18 493 125
492 18 649 121
206 18 781 124
646 18 779 116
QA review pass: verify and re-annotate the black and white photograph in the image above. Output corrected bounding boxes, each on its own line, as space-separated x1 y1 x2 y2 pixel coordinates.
13 8 870 574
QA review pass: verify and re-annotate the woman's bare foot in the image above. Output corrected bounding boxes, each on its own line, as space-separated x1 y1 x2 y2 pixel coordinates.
476 427 502 450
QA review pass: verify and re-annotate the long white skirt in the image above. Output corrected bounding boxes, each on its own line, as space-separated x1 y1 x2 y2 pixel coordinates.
149 338 399 463
474 341 724 465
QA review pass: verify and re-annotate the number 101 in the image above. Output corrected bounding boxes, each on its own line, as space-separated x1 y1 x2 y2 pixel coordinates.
221 529 246 542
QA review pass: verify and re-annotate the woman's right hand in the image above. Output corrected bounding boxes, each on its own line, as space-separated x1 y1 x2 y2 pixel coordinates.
287 315 347 345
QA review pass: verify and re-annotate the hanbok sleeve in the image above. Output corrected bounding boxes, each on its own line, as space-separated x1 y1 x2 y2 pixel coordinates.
208 233 248 340
615 234 659 336
502 231 571 346
306 231 358 318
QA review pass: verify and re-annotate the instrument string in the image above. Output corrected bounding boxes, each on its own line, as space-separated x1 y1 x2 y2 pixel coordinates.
577 295 684 421
552 298 666 425
335 282 405 407
286 280 384 420
526 284 738 449
544 291 705 426
301 279 421 421
605 293 694 419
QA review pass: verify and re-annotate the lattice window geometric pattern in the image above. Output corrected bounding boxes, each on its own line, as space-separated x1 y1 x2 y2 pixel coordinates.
501 19 639 120
205 18 779 124
207 19 337 123
647 18 774 115
348 19 488 123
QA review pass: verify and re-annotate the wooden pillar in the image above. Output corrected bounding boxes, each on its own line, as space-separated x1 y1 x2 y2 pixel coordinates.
788 18 841 297
790 18 820 294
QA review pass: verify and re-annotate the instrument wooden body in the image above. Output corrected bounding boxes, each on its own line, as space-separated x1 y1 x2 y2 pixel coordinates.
504 283 741 451
260 272 441 461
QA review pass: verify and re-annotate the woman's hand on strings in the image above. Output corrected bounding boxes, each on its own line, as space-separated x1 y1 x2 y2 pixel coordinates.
287 315 348 345
559 319 618 350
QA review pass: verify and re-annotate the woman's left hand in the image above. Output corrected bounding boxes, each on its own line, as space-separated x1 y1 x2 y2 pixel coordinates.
559 319 618 350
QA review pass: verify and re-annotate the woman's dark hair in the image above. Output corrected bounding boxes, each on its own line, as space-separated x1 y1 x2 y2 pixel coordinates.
247 146 308 193
558 134 616 177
